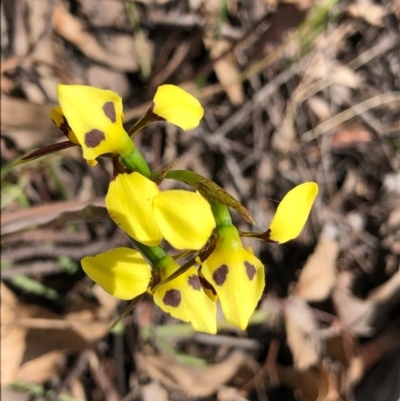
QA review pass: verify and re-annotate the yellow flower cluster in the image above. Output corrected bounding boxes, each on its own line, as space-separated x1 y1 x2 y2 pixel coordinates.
30 83 318 334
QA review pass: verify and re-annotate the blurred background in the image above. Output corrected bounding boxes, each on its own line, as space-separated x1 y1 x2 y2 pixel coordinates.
1 0 400 400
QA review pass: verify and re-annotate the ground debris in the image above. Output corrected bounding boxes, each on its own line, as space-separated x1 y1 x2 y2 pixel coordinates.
1 0 400 400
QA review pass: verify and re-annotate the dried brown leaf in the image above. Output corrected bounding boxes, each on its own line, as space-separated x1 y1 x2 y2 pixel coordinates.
65 285 118 341
296 230 339 302
204 38 244 106
217 387 250 401
1 283 27 386
347 3 387 26
334 270 400 336
276 364 329 401
86 66 131 99
137 350 250 398
1 96 60 150
141 382 169 401
307 96 332 122
68 378 88 401
332 287 376 336
331 124 373 148
1 198 107 235
273 105 296 153
15 306 88 383
346 325 400 401
331 66 362 89
16 351 67 383
1 284 90 385
285 297 321 370
52 3 142 72
380 207 400 255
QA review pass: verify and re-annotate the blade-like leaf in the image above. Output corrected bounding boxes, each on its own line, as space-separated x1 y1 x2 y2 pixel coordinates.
10 141 76 167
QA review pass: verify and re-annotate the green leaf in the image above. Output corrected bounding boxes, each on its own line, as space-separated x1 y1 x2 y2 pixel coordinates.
11 381 82 401
1 183 30 209
10 275 62 302
165 170 256 225
58 256 78 274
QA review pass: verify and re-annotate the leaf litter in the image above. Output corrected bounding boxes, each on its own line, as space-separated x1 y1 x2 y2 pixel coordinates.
1 0 400 400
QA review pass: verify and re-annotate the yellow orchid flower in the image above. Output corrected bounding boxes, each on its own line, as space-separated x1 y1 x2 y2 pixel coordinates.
152 85 204 131
201 225 265 330
105 172 216 249
19 85 204 167
81 247 152 300
153 190 216 250
57 85 135 164
82 247 216 333
269 182 318 244
106 172 162 246
153 257 217 334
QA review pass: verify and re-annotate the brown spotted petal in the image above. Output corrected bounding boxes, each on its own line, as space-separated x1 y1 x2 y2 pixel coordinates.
201 225 265 330
57 85 135 164
153 259 217 334
51 106 80 145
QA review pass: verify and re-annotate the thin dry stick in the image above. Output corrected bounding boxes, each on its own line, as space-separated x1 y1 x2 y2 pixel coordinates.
14 317 112 330
296 34 400 102
302 92 400 142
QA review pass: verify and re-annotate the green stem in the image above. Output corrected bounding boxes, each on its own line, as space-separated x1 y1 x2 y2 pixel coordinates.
211 202 232 228
120 148 151 178
130 238 167 272
127 115 151 138
127 107 162 139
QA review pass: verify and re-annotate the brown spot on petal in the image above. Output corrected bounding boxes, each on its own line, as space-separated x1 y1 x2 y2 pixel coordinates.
163 289 181 307
103 102 116 123
245 261 256 280
85 129 105 148
188 275 201 290
213 264 229 286
59 116 71 138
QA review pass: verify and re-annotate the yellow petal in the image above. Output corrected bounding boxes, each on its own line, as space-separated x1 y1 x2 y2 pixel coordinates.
153 260 217 334
153 190 215 250
51 106 79 144
152 85 204 131
201 225 265 330
57 85 134 161
105 172 162 246
81 247 151 300
269 182 318 244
